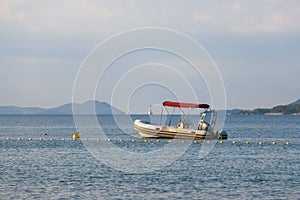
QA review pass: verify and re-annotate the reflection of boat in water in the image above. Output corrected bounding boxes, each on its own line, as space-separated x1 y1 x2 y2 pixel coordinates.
134 101 228 140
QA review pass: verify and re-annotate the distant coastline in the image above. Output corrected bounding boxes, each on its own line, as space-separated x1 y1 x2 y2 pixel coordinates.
227 98 300 115
0 98 299 115
0 100 124 115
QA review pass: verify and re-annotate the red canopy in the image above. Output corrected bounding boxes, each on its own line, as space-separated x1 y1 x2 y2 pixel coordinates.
163 101 210 109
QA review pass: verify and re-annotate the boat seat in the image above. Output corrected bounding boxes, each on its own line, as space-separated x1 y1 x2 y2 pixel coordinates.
198 121 209 131
177 119 189 129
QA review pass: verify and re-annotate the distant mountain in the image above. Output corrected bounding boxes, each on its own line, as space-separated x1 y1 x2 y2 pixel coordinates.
290 98 300 105
227 98 300 115
0 100 124 115
264 98 300 115
270 104 300 115
0 106 46 114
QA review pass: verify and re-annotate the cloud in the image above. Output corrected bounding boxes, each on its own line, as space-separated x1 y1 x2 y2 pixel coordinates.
1 0 299 36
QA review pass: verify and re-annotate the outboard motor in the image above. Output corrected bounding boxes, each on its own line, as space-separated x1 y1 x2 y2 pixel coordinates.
218 130 228 140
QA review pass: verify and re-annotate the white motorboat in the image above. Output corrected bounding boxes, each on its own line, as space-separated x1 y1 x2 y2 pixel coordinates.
134 101 227 140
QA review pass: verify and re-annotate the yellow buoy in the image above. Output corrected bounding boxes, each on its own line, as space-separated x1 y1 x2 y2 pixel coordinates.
6 137 10 140
286 141 290 145
40 138 43 141
232 141 236 144
61 138 65 141
258 141 263 145
107 138 112 142
131 139 136 142
156 139 160 143
272 141 277 145
181 140 185 143
28 138 32 141
194 140 197 143
168 139 172 143
17 137 22 140
219 140 223 144
72 132 80 140
50 138 54 141
119 139 123 142
97 138 101 141
245 141 250 144
144 139 148 143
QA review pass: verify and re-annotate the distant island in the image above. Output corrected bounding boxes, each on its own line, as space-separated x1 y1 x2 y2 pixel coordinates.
0 100 124 115
1 98 299 115
227 98 300 115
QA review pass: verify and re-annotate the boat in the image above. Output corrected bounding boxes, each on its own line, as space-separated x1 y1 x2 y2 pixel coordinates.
134 101 228 140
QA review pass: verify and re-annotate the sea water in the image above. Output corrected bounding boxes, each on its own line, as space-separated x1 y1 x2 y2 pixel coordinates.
0 115 299 199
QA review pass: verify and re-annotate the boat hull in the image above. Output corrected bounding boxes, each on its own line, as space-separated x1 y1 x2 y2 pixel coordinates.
134 120 227 140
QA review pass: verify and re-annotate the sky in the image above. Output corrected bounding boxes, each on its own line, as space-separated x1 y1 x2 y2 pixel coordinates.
0 0 299 113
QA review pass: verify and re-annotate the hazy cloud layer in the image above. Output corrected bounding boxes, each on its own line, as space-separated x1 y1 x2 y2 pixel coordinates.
1 0 299 35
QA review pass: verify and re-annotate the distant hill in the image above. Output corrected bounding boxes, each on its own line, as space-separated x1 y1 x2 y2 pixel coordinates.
290 98 300 105
0 100 124 115
265 98 300 115
0 106 46 114
270 104 300 115
226 109 252 115
227 98 300 115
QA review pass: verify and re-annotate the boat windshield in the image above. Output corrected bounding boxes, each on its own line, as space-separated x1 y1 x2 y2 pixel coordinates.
200 111 212 124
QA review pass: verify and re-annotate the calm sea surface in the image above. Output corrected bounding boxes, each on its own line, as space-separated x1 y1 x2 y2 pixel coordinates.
1 115 299 199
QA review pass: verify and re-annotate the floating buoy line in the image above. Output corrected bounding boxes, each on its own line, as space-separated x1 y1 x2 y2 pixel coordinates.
0 137 294 145
0 132 295 145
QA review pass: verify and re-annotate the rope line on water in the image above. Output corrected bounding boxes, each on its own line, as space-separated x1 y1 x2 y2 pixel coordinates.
0 137 293 145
